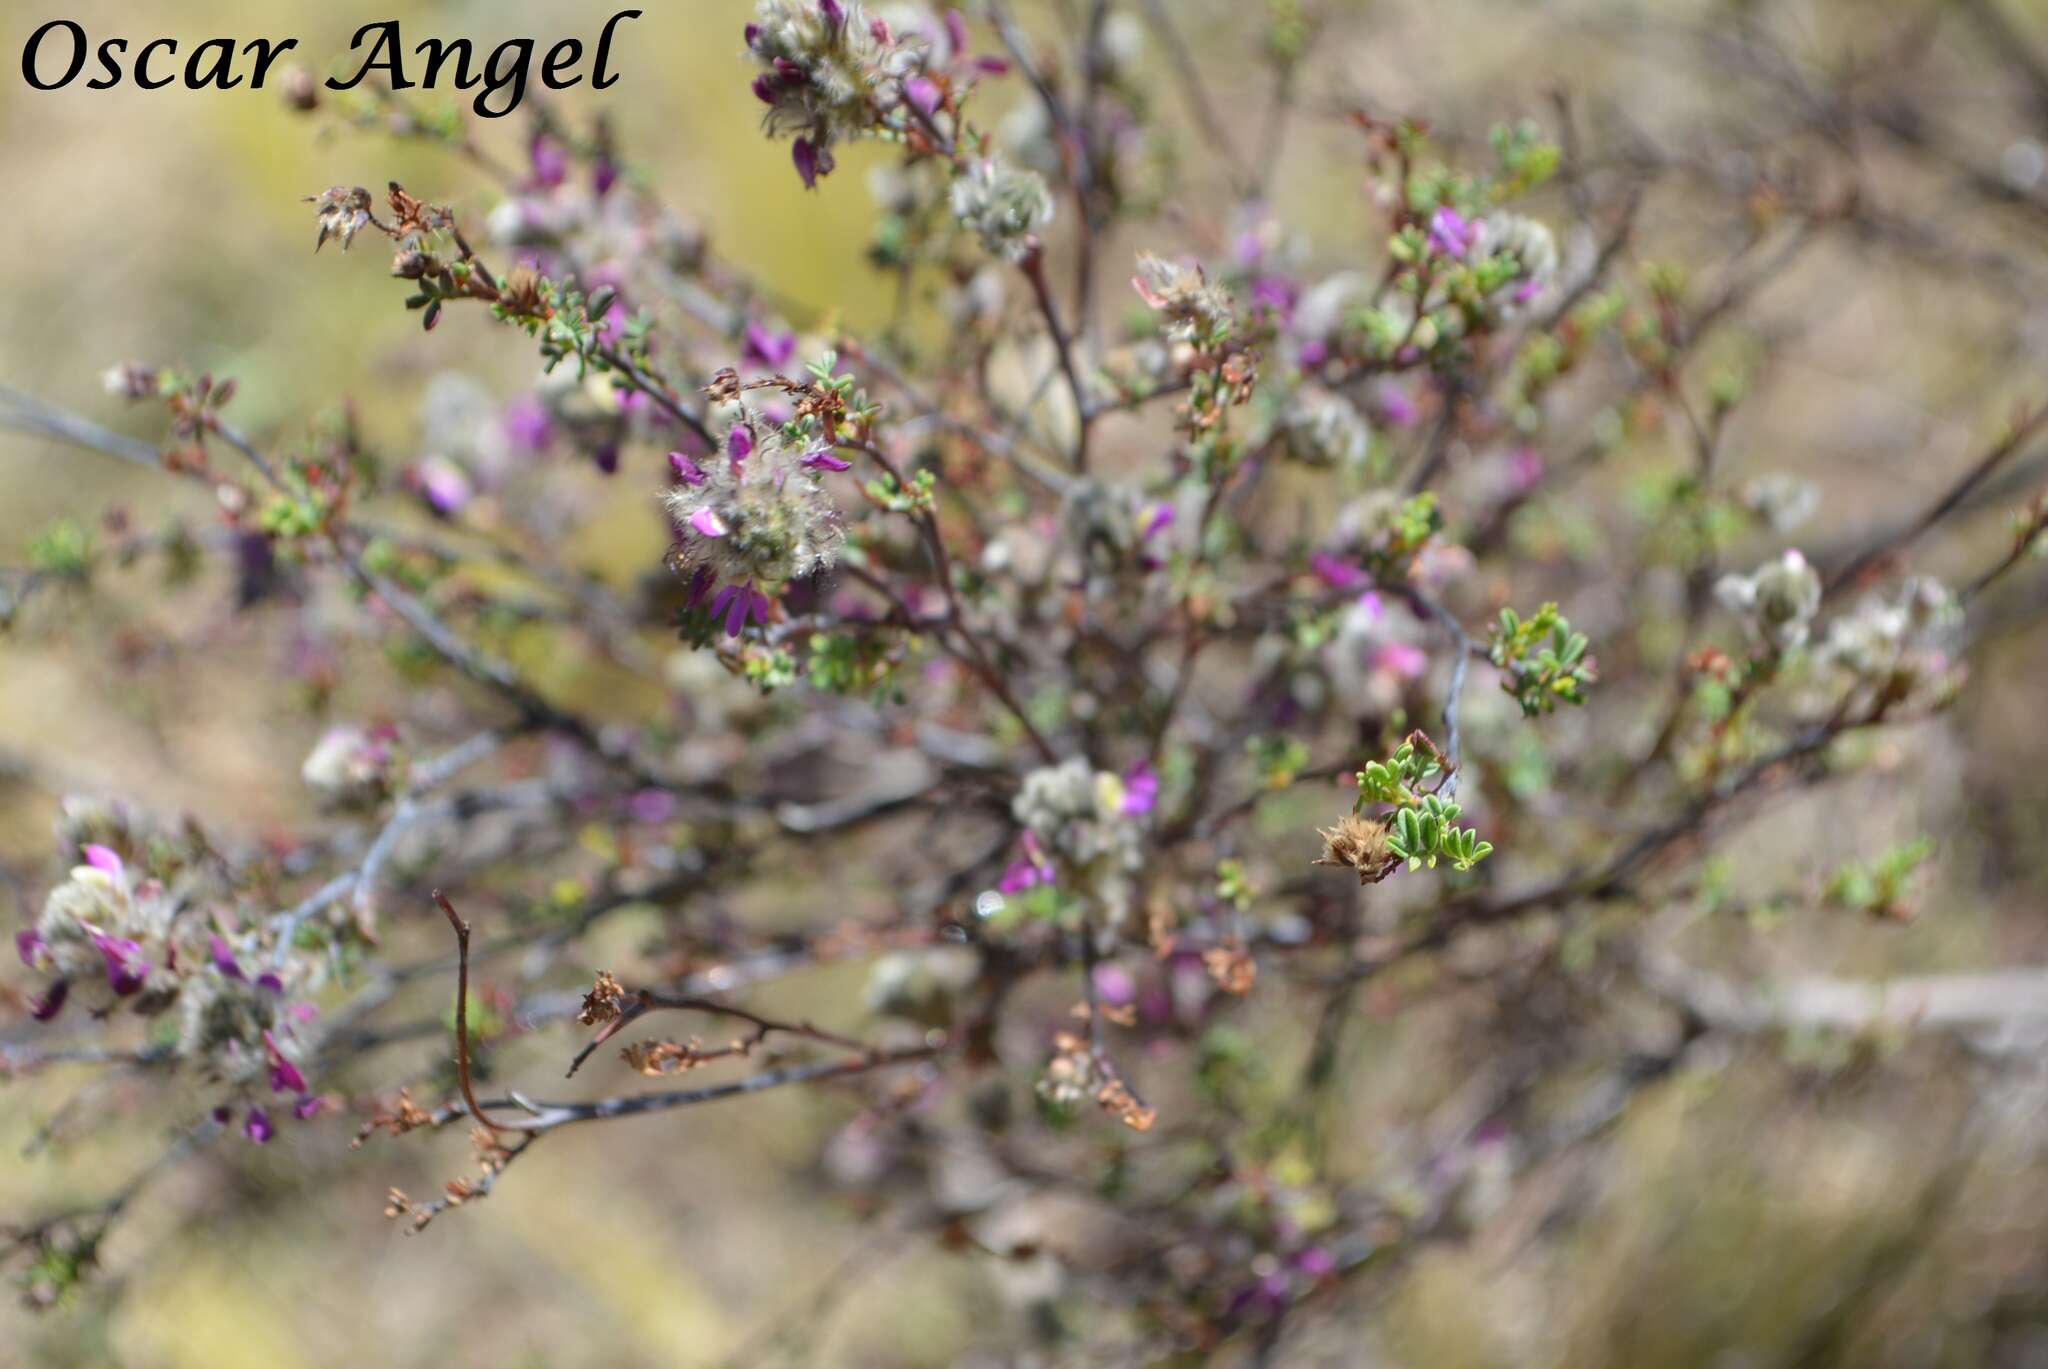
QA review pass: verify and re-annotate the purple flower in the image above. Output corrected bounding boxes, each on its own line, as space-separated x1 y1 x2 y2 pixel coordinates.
1092 962 1137 1007
264 1030 308 1095
818 0 844 27
1121 762 1159 816
997 859 1046 894
256 972 285 996
28 979 68 1021
16 928 44 968
415 457 473 518
1376 383 1419 428
801 447 852 472
744 323 798 371
1428 206 1475 260
1141 502 1175 540
503 396 554 453
592 441 621 476
1297 338 1329 369
729 425 755 463
626 788 678 824
998 831 1055 893
594 158 619 198
243 1107 274 1145
668 450 708 486
83 844 123 880
89 931 149 996
905 76 941 115
685 564 715 608
293 1095 327 1121
1250 275 1297 317
1310 552 1369 591
793 138 822 190
209 934 245 981
1373 641 1430 681
744 22 762 46
710 581 772 637
529 135 568 190
944 9 971 57
752 73 779 105
1295 1246 1337 1279
689 507 729 539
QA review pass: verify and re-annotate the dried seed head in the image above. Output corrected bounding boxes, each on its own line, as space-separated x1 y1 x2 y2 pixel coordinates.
577 971 627 1026
1315 813 1393 883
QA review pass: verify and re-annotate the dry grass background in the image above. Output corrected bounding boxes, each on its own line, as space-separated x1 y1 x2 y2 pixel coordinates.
4 1 2048 1365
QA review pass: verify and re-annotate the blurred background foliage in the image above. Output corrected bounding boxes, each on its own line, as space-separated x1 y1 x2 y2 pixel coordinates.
4 0 2048 1365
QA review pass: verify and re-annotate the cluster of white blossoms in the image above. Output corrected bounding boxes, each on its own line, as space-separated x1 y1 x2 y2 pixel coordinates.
1819 575 1964 704
1008 758 1154 928
1277 386 1376 472
664 419 846 635
1717 549 1824 654
949 157 1056 261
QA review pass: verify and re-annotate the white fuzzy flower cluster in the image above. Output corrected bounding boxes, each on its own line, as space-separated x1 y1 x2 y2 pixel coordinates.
1741 472 1822 532
1474 211 1560 318
664 421 846 593
1012 759 1147 926
1716 549 1823 654
1132 252 1236 345
302 724 397 810
1819 576 1962 702
747 0 923 184
949 158 1055 261
1278 387 1375 472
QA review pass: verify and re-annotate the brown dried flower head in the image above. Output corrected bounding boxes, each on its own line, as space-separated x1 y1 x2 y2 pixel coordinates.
1203 941 1257 996
578 971 627 1027
1314 812 1394 884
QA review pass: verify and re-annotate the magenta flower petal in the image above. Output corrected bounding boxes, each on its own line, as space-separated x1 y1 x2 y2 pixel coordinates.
209 934 245 981
729 426 754 462
1428 206 1474 260
1310 552 1369 590
944 8 970 55
1092 962 1137 1007
16 928 45 968
89 931 149 996
1121 763 1160 816
687 565 715 608
723 584 752 637
752 73 779 104
997 859 1043 894
793 138 821 190
264 1030 308 1095
689 507 729 538
83 845 123 880
28 978 68 1021
243 1107 274 1144
529 135 567 189
1142 502 1175 540
905 76 941 114
801 447 852 471
743 324 798 370
668 450 708 486
819 0 844 26
255 973 285 996
293 1095 327 1121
